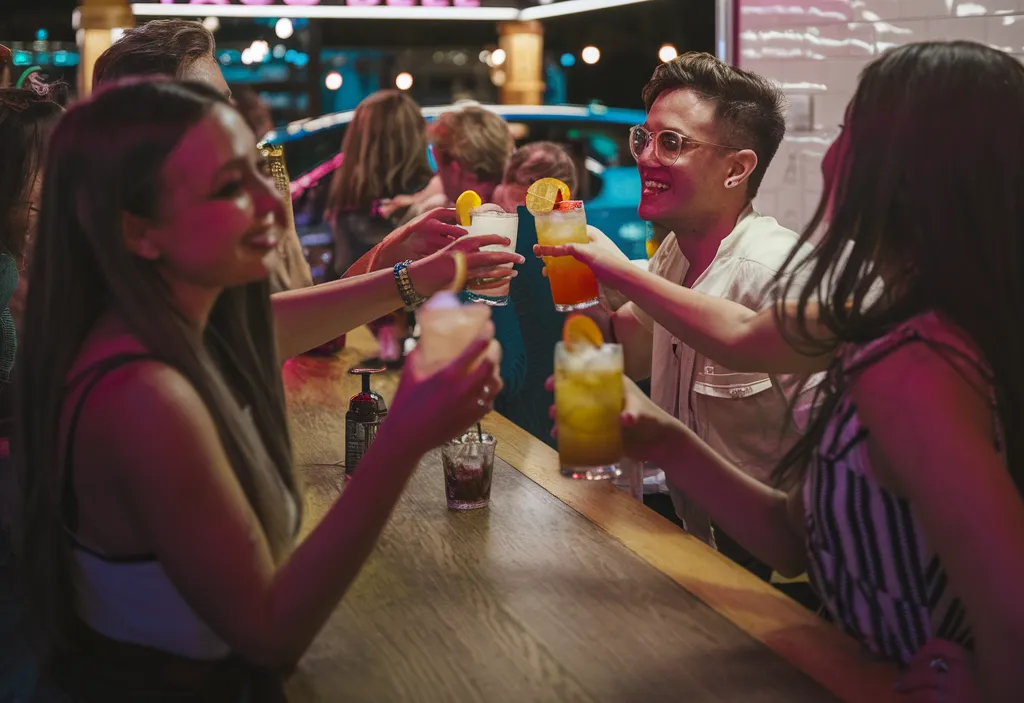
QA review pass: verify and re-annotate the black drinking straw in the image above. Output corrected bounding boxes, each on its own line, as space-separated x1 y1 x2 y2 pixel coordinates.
477 422 483 441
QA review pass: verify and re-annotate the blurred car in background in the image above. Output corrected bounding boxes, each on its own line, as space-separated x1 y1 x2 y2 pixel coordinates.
266 102 647 282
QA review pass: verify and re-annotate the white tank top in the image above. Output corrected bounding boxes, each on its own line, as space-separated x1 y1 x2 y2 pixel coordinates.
71 546 231 660
68 484 298 661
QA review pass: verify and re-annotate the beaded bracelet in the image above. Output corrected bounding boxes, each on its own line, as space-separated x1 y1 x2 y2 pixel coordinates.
393 260 426 310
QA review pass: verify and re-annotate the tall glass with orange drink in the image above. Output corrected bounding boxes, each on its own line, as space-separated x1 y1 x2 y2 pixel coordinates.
555 316 623 480
535 201 599 311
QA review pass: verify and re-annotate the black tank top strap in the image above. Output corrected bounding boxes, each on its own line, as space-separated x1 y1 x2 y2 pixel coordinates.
839 312 993 384
62 353 163 533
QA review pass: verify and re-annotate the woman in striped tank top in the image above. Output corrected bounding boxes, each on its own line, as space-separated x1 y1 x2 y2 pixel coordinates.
549 41 1024 701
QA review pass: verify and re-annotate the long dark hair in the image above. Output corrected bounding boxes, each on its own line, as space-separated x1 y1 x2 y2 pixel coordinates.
772 41 1024 493
0 88 63 260
326 90 432 214
15 79 299 652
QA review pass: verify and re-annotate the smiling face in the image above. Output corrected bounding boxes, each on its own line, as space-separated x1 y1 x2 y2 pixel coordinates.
131 103 285 291
636 88 753 232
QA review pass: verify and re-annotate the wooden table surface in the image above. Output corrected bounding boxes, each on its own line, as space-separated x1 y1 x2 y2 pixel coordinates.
281 328 901 703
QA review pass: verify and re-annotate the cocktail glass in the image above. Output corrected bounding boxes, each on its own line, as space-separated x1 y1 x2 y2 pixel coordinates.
554 342 624 479
535 201 599 311
461 207 519 307
441 431 496 510
416 293 492 376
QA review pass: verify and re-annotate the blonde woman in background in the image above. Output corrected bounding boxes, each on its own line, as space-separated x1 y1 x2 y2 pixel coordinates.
378 105 515 223
428 105 514 207
340 105 517 280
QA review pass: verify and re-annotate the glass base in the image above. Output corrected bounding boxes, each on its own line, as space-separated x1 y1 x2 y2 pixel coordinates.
447 498 490 510
554 297 599 312
465 292 509 307
560 463 621 480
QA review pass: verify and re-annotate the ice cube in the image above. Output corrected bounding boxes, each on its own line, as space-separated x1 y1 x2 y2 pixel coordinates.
470 203 506 216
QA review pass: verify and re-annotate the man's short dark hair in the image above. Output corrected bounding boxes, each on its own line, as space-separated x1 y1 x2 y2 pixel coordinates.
93 20 215 88
642 52 785 199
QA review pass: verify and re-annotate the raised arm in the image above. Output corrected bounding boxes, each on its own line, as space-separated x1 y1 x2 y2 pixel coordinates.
851 342 1024 701
103 337 500 668
271 233 523 359
547 376 807 575
535 240 834 375
340 207 467 279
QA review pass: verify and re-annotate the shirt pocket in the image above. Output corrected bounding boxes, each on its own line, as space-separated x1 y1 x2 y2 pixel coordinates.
691 367 792 482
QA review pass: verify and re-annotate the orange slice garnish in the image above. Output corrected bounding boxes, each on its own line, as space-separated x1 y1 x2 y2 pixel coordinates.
455 190 482 226
562 314 604 350
525 178 571 216
448 250 468 293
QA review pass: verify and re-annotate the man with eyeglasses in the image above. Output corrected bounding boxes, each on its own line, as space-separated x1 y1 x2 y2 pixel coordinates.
538 53 820 584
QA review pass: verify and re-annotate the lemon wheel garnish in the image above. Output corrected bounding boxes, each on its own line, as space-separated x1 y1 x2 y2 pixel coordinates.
525 178 571 216
455 190 482 227
562 314 604 350
448 250 468 293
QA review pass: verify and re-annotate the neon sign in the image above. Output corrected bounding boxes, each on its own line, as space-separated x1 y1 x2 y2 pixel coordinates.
156 0 489 5
134 0 651 19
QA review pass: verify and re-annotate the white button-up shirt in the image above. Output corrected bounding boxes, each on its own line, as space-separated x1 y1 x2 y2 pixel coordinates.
634 207 822 544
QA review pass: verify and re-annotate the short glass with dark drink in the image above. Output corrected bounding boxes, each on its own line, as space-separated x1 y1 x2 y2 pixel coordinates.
441 431 496 510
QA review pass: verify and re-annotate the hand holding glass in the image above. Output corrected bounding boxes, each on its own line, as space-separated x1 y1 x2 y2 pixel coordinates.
554 342 624 479
535 202 600 311
461 206 519 307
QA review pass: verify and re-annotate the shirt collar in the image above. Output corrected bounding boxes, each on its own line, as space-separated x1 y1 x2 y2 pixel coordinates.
714 203 757 259
665 203 759 281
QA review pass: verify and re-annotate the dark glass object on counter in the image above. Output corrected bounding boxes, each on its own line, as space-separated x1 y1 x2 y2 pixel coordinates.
344 365 387 476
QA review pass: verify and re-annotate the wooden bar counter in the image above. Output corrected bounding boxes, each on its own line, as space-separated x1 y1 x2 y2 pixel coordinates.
281 328 901 703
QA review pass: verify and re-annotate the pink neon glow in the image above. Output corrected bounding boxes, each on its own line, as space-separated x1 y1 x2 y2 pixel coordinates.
290 152 345 199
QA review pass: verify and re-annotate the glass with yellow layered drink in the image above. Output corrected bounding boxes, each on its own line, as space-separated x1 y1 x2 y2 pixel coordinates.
554 339 624 480
525 177 599 312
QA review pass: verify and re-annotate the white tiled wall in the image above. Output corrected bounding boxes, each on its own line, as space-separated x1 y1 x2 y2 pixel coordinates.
738 0 1024 232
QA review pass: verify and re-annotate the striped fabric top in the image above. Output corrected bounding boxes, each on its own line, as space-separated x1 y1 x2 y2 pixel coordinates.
804 311 1003 663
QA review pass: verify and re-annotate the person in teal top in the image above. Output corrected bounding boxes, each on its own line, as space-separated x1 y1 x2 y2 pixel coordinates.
486 143 581 448
488 206 565 448
456 205 561 448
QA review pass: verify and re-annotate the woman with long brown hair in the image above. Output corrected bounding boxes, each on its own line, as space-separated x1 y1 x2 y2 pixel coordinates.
325 90 442 362
541 41 1024 700
326 90 436 276
16 78 511 699
0 86 62 375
